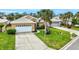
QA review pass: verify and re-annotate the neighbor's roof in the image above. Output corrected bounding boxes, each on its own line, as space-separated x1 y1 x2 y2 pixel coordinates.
0 18 8 23
11 16 36 24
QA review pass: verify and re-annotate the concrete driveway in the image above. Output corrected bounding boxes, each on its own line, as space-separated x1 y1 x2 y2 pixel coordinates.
16 33 51 50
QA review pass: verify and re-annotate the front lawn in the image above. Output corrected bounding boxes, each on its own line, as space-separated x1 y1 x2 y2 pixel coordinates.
35 28 71 50
0 32 15 50
71 26 79 30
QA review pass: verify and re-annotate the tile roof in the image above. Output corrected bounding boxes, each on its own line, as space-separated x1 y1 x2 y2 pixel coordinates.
51 16 62 22
0 18 8 23
11 15 36 24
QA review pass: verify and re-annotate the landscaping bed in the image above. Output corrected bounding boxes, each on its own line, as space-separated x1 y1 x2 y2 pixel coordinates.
0 32 15 50
35 28 71 50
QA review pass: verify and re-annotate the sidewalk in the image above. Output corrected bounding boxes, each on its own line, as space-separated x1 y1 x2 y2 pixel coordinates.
53 26 79 36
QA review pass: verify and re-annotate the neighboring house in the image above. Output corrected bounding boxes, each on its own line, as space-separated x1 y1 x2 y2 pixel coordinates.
11 16 36 33
0 17 9 25
0 16 10 32
37 17 62 27
50 16 62 27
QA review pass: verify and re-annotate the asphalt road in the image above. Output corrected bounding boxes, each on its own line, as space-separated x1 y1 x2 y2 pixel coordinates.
66 38 79 50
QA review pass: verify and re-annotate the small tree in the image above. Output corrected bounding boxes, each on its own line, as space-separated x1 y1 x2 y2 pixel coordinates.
0 24 4 27
37 9 53 34
72 18 77 25
76 19 79 24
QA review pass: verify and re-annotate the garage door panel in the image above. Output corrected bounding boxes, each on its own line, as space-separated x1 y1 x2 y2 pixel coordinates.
16 26 32 32
51 23 60 27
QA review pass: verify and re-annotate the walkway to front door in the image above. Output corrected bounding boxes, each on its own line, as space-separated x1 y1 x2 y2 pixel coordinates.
16 33 52 50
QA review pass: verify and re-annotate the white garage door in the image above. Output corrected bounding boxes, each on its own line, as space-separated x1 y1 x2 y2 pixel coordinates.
51 22 60 27
16 26 32 32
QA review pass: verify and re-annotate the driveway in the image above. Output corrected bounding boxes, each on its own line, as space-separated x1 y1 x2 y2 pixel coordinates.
16 33 51 50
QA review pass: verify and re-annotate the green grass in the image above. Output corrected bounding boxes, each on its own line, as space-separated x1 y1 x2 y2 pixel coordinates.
71 27 79 30
0 32 15 50
35 28 71 50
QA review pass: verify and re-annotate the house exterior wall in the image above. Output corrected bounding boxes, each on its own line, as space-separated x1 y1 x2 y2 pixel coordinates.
11 23 36 31
51 22 61 27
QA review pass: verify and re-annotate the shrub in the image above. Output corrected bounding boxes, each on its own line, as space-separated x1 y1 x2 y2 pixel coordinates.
61 22 64 26
37 25 45 29
0 23 4 28
72 33 77 37
0 28 2 32
7 29 16 34
0 23 4 32
40 25 45 29
72 18 77 25
45 29 51 34
7 23 11 26
67 25 72 28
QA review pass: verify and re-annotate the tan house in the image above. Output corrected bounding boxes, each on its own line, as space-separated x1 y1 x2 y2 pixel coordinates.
50 16 62 27
11 16 36 32
37 17 62 27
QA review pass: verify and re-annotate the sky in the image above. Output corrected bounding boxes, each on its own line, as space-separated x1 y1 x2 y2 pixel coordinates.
53 9 79 15
0 9 79 15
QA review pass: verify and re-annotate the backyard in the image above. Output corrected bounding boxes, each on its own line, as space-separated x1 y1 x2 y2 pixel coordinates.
35 28 71 50
0 32 15 50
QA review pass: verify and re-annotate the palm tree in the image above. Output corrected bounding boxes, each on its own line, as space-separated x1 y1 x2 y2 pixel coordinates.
6 13 24 21
65 12 73 26
60 12 73 27
6 13 15 21
59 14 67 26
75 12 79 18
37 9 53 34
74 12 79 24
14 13 24 19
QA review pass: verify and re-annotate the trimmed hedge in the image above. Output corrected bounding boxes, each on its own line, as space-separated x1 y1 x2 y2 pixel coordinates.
7 29 16 34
